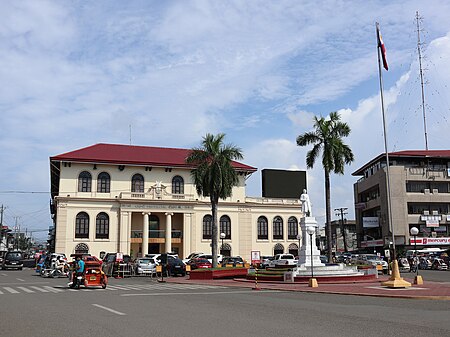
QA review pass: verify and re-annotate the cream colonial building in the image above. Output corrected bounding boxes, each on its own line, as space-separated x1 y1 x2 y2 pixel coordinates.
50 143 304 260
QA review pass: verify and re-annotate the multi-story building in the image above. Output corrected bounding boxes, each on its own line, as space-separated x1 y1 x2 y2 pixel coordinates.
352 150 450 254
49 143 304 260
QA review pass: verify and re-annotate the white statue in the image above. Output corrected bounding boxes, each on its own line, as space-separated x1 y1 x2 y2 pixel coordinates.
300 189 311 216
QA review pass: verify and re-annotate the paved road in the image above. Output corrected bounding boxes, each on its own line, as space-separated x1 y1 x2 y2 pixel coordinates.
0 269 449 337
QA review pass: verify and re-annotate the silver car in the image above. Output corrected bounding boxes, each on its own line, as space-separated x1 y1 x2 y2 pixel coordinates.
135 257 158 275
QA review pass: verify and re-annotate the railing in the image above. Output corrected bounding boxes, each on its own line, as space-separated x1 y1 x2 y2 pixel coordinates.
120 191 195 201
245 197 300 205
131 230 183 239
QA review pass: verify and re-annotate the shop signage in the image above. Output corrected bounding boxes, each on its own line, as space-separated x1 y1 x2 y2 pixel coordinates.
409 237 450 245
362 217 379 228
361 239 384 247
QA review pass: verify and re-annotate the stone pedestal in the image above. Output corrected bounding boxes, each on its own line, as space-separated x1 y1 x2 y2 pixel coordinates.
297 217 325 268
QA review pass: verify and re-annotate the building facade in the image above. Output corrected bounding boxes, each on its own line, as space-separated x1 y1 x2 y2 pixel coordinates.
50 143 305 260
352 150 450 254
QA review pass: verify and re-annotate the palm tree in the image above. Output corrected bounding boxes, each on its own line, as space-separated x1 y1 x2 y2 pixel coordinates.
296 111 354 262
186 133 243 268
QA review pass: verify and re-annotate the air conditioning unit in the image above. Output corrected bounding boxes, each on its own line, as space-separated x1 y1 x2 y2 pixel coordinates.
432 189 438 194
432 210 438 216
424 189 430 194
423 210 429 215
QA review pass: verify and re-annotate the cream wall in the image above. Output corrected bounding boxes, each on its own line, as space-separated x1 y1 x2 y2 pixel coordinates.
54 162 303 261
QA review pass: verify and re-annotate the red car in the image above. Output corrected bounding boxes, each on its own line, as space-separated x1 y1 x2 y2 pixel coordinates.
188 258 212 270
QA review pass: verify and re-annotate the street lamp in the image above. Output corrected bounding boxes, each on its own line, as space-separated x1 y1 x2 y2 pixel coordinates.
220 232 225 256
296 234 301 256
410 227 423 285
306 226 318 287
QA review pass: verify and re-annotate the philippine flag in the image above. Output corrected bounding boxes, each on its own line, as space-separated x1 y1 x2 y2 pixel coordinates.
377 24 389 71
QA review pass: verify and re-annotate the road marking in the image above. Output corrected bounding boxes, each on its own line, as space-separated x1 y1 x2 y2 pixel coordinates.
42 286 63 293
3 287 19 294
121 290 280 297
16 278 25 282
29 286 49 293
92 304 126 316
17 286 34 293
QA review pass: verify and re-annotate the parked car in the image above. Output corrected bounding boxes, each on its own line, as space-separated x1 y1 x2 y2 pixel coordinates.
431 258 448 271
134 257 158 275
320 255 329 264
187 258 212 270
260 256 274 269
182 252 205 264
357 254 388 274
221 256 245 267
2 251 24 270
269 254 297 267
196 254 223 264
166 256 186 276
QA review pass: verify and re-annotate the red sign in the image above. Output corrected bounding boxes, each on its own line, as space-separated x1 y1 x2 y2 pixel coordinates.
409 237 450 245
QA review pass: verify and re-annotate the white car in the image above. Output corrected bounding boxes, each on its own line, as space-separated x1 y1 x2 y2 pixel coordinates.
269 254 297 267
196 254 223 264
135 257 158 275
182 252 205 264
359 254 388 274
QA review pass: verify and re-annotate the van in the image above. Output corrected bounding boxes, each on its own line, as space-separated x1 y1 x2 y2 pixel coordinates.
2 251 24 270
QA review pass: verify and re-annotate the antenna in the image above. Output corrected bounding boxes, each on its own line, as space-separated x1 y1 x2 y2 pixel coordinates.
416 11 428 150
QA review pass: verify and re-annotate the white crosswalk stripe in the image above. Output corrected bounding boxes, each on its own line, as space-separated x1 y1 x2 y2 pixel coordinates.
0 282 228 295
16 286 34 293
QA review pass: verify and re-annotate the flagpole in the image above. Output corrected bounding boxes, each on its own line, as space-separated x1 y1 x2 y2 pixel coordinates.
375 22 395 261
376 22 411 288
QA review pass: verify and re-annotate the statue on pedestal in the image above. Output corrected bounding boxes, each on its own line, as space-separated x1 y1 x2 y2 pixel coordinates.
300 189 311 217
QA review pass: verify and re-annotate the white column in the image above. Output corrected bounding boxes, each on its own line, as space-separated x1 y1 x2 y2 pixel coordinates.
142 212 150 256
165 212 173 253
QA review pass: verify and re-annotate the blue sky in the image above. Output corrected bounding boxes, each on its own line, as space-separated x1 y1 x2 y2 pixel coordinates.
1 1 450 241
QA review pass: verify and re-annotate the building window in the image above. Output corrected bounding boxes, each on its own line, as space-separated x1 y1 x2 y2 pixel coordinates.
257 216 268 240
288 243 299 256
203 215 212 240
74 243 89 254
78 171 92 192
407 203 449 214
288 216 298 239
96 212 109 239
220 215 231 239
273 216 283 240
131 174 144 193
149 215 160 238
97 172 110 193
75 212 89 239
273 243 284 255
172 175 184 194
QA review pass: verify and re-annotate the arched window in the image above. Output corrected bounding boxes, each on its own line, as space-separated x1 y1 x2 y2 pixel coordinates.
131 174 144 193
257 216 268 240
273 216 283 240
75 212 89 239
74 243 89 254
96 212 109 239
172 176 184 194
219 215 231 239
273 243 284 255
203 215 212 240
78 171 92 192
288 216 298 240
97 172 110 193
288 243 299 256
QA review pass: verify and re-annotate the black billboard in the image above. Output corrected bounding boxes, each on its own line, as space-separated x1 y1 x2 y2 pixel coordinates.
262 169 307 199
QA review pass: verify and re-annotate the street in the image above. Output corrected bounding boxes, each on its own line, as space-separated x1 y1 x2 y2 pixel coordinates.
0 269 449 337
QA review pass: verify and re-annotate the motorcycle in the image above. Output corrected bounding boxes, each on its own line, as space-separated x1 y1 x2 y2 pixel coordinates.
50 262 69 278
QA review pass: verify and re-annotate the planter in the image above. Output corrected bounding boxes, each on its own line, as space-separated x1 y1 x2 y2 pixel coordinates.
189 268 248 280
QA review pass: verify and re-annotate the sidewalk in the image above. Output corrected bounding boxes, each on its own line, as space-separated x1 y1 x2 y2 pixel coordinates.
165 275 450 300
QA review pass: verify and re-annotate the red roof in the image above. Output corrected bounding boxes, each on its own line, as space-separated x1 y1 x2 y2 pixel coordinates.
50 143 257 172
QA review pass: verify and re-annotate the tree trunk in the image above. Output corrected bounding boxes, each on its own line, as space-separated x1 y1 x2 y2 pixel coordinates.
211 195 218 268
325 170 333 263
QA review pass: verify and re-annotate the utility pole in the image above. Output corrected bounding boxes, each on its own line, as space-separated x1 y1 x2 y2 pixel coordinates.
334 207 348 253
0 204 5 248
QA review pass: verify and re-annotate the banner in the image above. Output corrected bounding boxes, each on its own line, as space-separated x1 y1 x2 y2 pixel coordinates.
363 217 379 228
410 237 450 245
